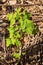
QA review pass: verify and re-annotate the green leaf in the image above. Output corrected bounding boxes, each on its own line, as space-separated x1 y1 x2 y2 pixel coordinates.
10 19 15 27
22 52 26 56
13 53 20 59
19 17 26 32
7 13 13 21
6 38 12 47
21 19 27 32
25 11 31 19
13 12 17 18
7 27 15 38
16 39 21 47
26 27 33 35
16 7 21 14
15 32 21 38
22 10 31 19
11 37 16 45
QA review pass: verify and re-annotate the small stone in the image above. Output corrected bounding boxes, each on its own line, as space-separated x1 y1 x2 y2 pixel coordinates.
2 0 6 2
9 0 16 5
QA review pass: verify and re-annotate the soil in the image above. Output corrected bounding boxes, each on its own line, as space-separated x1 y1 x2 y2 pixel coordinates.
0 0 43 65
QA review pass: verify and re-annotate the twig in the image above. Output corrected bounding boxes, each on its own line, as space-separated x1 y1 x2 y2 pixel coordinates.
0 4 43 6
2 31 6 58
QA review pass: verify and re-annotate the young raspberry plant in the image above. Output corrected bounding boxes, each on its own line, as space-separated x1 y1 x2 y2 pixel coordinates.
6 7 39 59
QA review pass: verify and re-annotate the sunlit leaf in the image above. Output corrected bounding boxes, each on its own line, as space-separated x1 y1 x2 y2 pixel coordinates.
10 19 15 27
7 13 13 21
16 7 21 14
6 38 12 47
15 32 21 38
16 39 21 47
11 37 16 45
7 27 15 38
